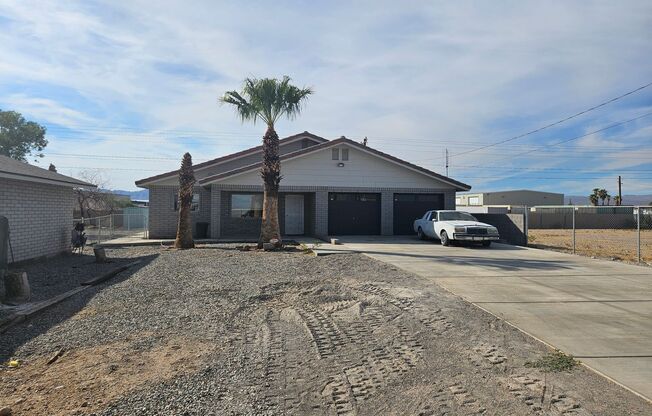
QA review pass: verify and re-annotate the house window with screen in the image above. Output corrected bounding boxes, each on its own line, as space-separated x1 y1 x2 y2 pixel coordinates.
469 196 480 206
231 194 263 218
341 148 349 161
332 148 339 160
174 193 200 211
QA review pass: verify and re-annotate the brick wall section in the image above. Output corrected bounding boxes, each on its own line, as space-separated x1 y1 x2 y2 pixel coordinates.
474 213 527 246
210 185 221 238
381 191 393 235
148 185 211 239
0 178 73 263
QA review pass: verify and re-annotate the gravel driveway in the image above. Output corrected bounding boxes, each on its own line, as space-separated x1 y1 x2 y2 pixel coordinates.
0 245 649 415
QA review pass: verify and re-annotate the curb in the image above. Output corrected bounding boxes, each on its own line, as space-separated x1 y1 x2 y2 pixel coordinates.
0 260 141 334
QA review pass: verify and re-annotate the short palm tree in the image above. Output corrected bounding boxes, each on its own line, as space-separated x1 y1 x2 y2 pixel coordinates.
175 152 195 249
589 188 600 206
220 76 313 247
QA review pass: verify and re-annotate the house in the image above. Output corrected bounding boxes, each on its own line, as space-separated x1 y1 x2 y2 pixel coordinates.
0 155 95 263
135 132 471 239
456 190 564 210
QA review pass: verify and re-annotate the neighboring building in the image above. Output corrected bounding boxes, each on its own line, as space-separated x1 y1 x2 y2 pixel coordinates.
0 155 95 263
135 132 471 239
456 190 564 208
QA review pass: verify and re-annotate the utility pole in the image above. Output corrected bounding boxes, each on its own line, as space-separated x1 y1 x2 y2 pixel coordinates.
617 175 622 205
445 148 449 176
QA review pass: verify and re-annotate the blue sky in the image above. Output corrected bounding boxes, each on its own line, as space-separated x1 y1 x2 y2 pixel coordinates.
1 1 651 195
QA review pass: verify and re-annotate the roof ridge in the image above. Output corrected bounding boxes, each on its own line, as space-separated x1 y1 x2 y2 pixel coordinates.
135 131 327 186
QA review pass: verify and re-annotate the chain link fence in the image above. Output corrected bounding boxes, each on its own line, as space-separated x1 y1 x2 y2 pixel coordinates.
526 206 652 264
73 211 149 245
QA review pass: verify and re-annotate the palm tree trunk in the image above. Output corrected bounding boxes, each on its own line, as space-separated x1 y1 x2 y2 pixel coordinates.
259 126 282 248
175 200 193 248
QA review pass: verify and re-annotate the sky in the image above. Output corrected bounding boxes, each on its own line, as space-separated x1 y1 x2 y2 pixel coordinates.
1 0 651 196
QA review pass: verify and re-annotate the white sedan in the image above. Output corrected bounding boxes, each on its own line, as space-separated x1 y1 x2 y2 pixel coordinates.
413 210 500 247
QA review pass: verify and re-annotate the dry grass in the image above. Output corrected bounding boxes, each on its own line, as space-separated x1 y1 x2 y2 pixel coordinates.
528 229 652 263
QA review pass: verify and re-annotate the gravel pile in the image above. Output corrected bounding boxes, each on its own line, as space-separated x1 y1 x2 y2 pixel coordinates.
0 244 649 415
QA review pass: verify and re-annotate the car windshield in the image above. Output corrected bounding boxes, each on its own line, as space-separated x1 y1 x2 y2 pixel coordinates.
438 211 477 221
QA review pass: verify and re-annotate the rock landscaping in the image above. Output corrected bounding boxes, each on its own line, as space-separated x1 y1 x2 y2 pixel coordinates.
0 245 649 415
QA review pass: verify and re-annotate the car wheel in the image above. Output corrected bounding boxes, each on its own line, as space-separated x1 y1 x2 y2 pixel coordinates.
482 241 491 247
440 231 450 246
417 227 425 240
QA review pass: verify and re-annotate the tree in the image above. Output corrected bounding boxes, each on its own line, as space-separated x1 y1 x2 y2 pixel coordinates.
48 163 57 172
174 153 195 249
598 189 608 205
589 188 600 206
220 76 313 248
0 109 48 161
614 195 622 206
73 170 123 217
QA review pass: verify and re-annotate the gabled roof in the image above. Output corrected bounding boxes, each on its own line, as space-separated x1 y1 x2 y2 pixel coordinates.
135 131 327 186
0 155 95 188
200 137 472 191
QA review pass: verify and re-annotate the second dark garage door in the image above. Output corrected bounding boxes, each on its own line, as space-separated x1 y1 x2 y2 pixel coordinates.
328 193 381 235
393 193 444 235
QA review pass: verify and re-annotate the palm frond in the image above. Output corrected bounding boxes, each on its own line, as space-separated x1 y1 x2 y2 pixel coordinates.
220 76 313 128
220 90 260 124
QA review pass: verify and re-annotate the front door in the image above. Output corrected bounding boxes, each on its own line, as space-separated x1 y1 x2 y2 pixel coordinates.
284 194 305 235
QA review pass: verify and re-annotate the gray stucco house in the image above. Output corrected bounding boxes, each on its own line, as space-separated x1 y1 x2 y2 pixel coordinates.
135 132 471 239
0 155 94 263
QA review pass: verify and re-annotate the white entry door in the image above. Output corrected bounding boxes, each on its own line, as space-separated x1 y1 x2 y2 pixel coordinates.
284 194 304 235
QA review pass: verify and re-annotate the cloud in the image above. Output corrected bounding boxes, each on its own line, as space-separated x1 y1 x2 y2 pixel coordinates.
0 1 651 191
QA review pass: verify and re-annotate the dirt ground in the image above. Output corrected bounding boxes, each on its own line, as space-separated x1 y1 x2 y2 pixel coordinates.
1 246 650 415
528 229 652 263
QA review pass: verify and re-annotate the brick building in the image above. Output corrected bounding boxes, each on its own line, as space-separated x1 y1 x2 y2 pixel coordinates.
136 132 471 239
0 155 94 262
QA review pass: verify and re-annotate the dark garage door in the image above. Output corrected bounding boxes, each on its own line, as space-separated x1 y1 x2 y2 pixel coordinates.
393 193 444 235
328 193 381 235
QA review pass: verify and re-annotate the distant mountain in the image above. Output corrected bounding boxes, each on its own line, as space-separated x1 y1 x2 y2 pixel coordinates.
565 194 652 206
112 189 149 201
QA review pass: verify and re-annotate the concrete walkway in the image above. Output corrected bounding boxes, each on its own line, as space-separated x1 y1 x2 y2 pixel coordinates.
318 236 652 402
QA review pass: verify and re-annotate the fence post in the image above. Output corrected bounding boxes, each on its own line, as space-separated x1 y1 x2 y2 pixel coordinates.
98 216 102 245
523 205 529 245
637 207 641 264
127 214 131 231
572 206 576 255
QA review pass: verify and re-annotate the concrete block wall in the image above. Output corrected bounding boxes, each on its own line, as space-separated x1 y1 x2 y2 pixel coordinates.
148 185 211 238
474 213 527 246
0 178 73 263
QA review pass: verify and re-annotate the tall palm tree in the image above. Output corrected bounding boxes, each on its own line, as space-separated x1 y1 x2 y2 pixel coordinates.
598 188 608 206
175 152 196 249
220 76 313 248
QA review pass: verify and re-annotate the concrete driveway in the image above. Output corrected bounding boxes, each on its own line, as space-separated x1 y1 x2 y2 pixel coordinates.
322 236 652 402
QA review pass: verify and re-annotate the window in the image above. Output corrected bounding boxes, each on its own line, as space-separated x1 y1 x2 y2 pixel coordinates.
174 193 200 211
341 148 349 161
469 196 480 206
332 148 339 160
455 197 462 205
439 211 478 221
231 194 263 218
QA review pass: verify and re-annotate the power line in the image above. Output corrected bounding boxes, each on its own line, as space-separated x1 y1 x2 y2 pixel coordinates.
461 111 652 168
449 81 652 158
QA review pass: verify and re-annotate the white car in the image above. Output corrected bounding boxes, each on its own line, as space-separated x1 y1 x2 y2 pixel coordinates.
413 210 500 247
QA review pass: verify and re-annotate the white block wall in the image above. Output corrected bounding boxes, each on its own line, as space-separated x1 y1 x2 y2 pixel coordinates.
0 178 73 263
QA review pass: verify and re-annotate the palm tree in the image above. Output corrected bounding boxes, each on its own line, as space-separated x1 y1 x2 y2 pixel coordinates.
221 76 313 247
614 195 622 206
589 188 600 206
175 153 195 249
598 189 608 206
